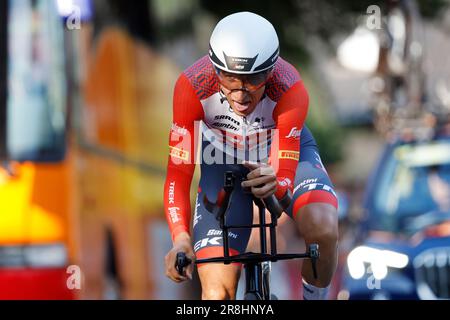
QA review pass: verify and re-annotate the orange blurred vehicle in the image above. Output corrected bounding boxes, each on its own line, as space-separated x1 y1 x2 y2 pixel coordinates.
0 0 77 300
0 1 184 299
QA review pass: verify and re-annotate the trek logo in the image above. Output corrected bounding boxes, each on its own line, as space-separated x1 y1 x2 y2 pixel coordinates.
294 182 337 198
286 127 302 139
194 237 222 251
168 207 180 223
232 58 249 63
168 182 176 204
224 53 257 72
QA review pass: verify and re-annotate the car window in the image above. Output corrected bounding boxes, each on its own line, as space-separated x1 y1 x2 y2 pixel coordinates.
6 0 67 162
373 140 450 231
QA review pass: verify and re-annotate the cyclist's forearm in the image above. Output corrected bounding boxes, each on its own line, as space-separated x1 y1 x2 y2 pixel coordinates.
271 81 309 198
164 166 194 242
173 231 191 245
166 74 204 242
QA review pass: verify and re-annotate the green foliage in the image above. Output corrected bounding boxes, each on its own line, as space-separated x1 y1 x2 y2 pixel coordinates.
416 0 448 18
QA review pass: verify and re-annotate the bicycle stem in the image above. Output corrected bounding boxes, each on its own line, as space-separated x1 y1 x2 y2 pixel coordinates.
220 172 235 261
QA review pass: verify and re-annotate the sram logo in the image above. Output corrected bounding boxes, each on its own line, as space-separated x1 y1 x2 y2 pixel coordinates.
194 237 222 251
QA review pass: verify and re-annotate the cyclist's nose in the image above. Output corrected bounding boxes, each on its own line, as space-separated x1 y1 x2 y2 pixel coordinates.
231 89 249 100
236 78 248 90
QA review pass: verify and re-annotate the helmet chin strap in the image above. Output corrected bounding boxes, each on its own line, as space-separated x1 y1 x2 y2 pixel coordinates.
219 90 228 104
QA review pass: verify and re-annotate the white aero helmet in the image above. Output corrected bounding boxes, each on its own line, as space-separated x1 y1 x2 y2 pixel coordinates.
209 12 280 74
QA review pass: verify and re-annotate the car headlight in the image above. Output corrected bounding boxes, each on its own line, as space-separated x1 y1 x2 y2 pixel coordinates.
347 246 409 280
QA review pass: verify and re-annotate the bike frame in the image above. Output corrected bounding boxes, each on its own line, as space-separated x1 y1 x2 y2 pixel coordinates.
192 171 318 300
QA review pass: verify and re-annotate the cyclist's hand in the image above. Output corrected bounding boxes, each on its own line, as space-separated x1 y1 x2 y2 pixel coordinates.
241 161 277 199
165 232 195 283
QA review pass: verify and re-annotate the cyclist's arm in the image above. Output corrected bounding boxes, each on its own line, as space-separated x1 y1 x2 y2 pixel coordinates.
164 74 204 242
271 80 309 199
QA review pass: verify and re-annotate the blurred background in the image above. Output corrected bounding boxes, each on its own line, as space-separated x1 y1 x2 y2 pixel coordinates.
0 0 450 300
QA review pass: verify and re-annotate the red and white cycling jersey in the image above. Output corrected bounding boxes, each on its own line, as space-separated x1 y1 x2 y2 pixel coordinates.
164 55 309 240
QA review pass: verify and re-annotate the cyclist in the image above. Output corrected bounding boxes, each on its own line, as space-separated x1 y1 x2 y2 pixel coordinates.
164 12 338 300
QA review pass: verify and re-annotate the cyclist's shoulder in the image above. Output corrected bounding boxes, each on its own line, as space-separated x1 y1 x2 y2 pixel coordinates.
178 55 219 101
266 57 303 102
183 55 215 79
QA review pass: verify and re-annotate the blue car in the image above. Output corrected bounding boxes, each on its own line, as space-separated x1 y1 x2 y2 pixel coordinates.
341 135 450 300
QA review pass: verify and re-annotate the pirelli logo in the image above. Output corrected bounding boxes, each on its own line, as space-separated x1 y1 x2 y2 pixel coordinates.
279 150 300 161
169 146 189 161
